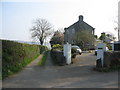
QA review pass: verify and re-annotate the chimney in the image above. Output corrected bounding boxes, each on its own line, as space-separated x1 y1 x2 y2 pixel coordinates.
79 15 83 21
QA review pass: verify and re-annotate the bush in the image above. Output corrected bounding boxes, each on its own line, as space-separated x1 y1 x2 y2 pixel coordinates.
51 44 63 51
104 42 112 50
2 40 47 79
71 48 77 58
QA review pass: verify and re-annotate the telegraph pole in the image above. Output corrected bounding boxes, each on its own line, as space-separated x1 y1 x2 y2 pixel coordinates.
118 1 120 41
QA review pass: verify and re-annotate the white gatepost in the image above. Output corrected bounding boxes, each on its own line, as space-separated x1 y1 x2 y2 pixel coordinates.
64 43 71 64
112 43 114 51
96 43 106 67
97 50 104 67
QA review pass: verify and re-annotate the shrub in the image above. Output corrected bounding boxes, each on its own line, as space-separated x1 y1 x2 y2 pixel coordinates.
52 44 63 50
104 42 112 50
71 48 77 58
52 44 63 51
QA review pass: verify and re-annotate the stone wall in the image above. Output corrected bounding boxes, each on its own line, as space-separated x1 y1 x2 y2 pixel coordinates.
104 51 120 67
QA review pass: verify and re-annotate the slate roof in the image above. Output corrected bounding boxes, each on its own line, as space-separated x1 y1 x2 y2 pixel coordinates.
65 15 95 31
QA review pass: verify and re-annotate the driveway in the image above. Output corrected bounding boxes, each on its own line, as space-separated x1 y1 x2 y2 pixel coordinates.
2 52 118 88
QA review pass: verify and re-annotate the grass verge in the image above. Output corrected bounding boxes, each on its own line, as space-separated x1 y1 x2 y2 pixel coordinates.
38 51 48 66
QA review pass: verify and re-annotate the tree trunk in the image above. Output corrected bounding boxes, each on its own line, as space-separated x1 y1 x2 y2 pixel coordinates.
39 39 44 54
39 39 43 45
41 41 43 45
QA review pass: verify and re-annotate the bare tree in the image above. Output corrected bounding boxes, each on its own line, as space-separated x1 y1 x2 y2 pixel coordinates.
30 18 53 45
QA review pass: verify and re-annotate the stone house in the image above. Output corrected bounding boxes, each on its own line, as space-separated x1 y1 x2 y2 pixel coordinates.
64 15 95 48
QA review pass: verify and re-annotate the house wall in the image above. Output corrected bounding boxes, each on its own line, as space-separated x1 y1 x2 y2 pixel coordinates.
64 15 95 47
64 22 94 44
64 27 76 44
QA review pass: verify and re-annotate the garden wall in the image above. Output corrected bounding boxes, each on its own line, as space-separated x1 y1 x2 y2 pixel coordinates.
104 51 120 67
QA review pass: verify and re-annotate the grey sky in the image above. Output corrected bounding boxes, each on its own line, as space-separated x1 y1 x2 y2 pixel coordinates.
1 0 119 42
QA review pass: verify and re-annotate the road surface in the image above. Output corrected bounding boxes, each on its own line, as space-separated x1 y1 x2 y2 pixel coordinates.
3 52 118 88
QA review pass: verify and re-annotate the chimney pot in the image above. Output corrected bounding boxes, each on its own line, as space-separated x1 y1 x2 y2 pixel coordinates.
79 15 83 21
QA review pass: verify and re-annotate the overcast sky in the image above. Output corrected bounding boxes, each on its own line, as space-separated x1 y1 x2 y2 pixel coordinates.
1 0 119 42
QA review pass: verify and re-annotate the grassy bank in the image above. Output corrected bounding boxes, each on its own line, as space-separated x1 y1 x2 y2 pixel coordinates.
2 40 47 79
38 51 48 66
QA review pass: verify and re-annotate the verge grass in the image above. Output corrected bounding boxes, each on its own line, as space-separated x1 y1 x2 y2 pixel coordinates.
38 51 48 66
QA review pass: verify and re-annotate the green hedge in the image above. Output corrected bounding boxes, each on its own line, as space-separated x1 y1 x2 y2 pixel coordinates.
50 50 66 66
104 51 120 67
50 44 66 65
2 40 47 79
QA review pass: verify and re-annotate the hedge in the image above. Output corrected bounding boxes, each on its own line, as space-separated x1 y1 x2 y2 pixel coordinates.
50 50 66 66
50 44 78 65
50 44 66 66
104 51 120 67
95 51 120 72
2 40 47 79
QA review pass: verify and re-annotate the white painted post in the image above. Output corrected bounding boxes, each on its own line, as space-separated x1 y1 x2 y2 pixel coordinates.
97 50 104 67
112 43 114 51
96 43 106 67
64 43 71 64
